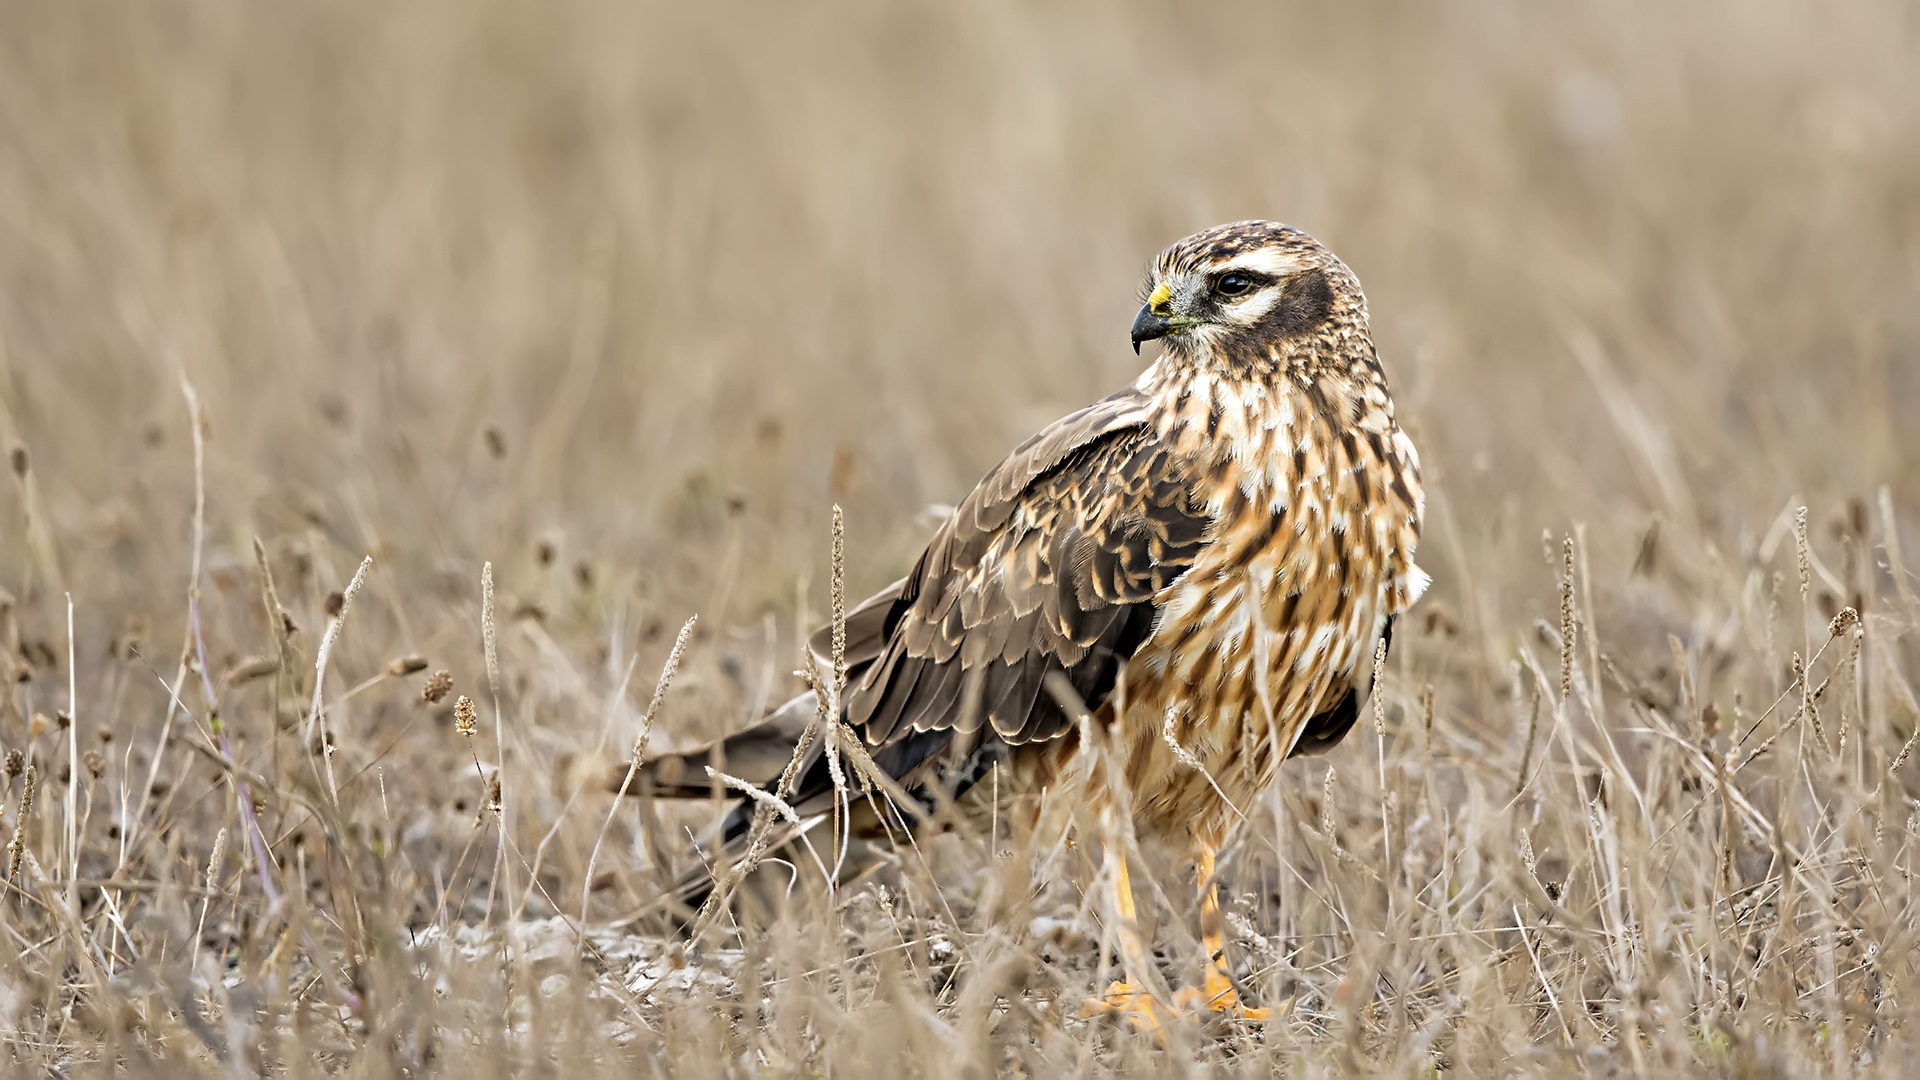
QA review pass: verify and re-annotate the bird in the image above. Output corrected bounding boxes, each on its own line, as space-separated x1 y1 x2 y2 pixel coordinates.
627 220 1426 1027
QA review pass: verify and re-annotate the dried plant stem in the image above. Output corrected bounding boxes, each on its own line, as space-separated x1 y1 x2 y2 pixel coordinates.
830 505 847 691
119 375 212 868
706 768 801 823
178 372 208 624
1321 764 1337 838
483 562 504 778
140 636 287 920
688 575 917 944
1577 523 1603 721
1794 652 1828 754
826 505 852 883
478 561 517 934
1734 627 1847 749
163 378 294 977
1794 505 1812 660
1836 628 1863 759
192 827 228 959
252 536 295 783
455 696 488 799
584 615 695 932
1514 680 1542 798
63 593 77 918
309 556 373 803
688 676 823 939
1161 704 1246 824
1370 635 1391 870
1890 722 1920 776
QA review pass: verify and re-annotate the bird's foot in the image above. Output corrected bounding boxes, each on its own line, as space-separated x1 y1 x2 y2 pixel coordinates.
1079 980 1173 1032
1081 974 1273 1033
1172 966 1273 1021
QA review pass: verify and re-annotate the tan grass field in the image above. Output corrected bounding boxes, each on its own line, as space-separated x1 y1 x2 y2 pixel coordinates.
2 0 1918 1074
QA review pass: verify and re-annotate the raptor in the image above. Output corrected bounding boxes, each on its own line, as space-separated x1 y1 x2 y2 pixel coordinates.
634 220 1426 1025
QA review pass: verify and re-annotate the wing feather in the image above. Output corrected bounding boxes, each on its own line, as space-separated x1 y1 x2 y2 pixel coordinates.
845 386 1210 753
757 386 1214 826
859 654 926 743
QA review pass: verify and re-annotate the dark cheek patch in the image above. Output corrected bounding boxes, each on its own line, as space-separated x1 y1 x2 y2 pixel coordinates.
1259 268 1334 339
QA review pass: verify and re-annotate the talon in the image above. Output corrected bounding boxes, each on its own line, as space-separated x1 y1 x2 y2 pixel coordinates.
1175 975 1275 1021
1192 846 1274 1021
1079 979 1172 1031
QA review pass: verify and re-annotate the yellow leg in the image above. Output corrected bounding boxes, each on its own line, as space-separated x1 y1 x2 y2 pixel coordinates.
1078 850 1171 1030
1173 845 1272 1021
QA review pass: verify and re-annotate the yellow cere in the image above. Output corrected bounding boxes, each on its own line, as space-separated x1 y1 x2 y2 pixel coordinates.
1148 282 1173 315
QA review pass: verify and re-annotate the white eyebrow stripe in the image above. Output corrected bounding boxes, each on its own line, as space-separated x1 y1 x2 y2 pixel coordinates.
1213 249 1310 279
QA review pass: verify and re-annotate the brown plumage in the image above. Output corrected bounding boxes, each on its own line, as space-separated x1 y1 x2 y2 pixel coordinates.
633 220 1426 1021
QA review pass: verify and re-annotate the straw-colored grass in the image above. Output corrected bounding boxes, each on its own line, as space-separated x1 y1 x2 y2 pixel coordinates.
1 0 1917 1074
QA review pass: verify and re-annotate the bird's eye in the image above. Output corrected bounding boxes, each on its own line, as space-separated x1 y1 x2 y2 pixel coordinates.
1214 273 1254 298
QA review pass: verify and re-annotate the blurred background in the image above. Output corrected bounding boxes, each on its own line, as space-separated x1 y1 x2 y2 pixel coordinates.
0 0 1915 820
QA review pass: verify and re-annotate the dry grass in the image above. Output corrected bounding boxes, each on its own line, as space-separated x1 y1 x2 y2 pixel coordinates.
1 0 1918 1074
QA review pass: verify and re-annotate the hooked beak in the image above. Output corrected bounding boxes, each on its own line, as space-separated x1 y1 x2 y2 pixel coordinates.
1130 304 1172 355
1131 281 1200 354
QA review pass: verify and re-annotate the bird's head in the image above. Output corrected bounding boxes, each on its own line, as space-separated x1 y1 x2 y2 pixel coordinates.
1131 221 1369 373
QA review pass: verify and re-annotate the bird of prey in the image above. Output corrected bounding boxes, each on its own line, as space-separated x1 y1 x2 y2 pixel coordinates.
632 220 1426 1025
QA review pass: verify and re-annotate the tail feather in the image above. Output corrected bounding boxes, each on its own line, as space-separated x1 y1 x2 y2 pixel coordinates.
612 691 819 798
612 575 910 799
613 575 997 930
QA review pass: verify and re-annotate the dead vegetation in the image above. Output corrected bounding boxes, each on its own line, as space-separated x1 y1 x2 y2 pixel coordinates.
1 0 1918 1074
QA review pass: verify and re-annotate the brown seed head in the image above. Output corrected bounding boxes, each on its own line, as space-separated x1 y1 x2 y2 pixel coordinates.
83 750 104 780
1370 637 1388 737
55 710 71 730
1794 507 1812 598
8 445 26 478
485 771 502 813
1320 765 1337 836
422 670 454 705
388 655 429 677
324 591 346 618
207 828 228 889
1558 538 1576 701
4 749 21 778
1828 606 1860 638
6 764 34 879
454 695 478 736
27 713 47 740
